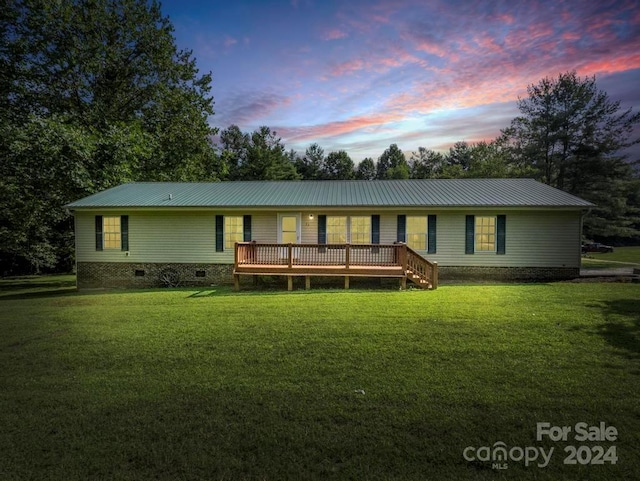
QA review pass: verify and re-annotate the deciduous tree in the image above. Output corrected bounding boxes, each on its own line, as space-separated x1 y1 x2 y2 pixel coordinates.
376 143 409 179
409 147 444 178
323 151 355 180
355 157 376 180
1 0 218 273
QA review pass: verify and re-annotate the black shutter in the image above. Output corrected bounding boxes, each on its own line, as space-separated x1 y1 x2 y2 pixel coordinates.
465 215 475 254
243 215 252 241
215 215 224 252
397 215 406 243
318 215 326 253
371 214 380 254
497 215 506 255
95 215 103 251
318 215 327 243
371 215 380 244
427 215 437 254
121 215 129 251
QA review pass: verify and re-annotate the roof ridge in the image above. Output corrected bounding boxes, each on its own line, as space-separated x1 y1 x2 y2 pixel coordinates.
66 178 593 209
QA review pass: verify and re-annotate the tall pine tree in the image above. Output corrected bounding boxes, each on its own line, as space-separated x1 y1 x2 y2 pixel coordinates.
503 71 640 239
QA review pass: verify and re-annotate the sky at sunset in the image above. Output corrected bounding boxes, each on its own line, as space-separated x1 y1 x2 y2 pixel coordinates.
160 0 640 162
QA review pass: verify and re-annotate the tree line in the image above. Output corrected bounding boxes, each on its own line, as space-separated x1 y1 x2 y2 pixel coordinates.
217 128 530 181
1 0 639 275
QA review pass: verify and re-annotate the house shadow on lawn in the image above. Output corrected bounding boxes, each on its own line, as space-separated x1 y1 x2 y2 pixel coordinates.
588 299 640 362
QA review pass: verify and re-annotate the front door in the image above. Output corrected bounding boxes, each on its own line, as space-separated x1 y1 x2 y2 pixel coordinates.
278 214 301 244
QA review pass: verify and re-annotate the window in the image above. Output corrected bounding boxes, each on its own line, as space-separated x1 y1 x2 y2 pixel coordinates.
326 216 347 243
350 216 371 244
224 216 243 249
103 216 121 250
96 215 128 251
320 215 379 245
406 216 427 250
475 216 496 252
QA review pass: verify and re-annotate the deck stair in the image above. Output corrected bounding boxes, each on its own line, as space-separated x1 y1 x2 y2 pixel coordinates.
404 245 437 290
406 268 432 289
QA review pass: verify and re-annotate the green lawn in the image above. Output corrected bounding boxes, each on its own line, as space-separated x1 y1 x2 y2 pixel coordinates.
1 277 639 480
582 245 640 269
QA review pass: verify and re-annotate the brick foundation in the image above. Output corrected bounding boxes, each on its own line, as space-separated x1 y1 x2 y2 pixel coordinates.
76 262 580 289
77 262 234 289
438 266 580 282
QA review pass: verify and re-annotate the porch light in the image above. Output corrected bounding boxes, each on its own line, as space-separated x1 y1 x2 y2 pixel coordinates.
308 214 314 220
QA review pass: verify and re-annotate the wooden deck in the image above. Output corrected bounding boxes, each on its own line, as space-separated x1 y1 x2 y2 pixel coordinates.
233 242 438 290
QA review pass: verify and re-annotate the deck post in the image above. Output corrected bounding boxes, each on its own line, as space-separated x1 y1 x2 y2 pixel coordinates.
432 261 438 289
249 241 257 264
400 276 406 289
344 276 350 289
234 242 239 270
287 275 293 291
234 274 240 291
345 243 350 269
400 244 408 273
288 243 293 268
305 276 311 290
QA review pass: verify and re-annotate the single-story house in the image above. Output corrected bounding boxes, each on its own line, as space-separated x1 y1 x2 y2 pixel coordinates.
65 179 593 289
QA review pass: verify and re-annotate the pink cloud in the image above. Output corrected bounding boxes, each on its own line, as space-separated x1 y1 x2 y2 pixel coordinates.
472 33 504 55
330 58 366 76
327 45 425 78
414 39 447 58
223 36 237 48
579 54 640 77
335 1 400 33
504 22 555 50
322 28 348 41
494 13 515 25
277 111 407 143
562 31 581 41
217 92 292 126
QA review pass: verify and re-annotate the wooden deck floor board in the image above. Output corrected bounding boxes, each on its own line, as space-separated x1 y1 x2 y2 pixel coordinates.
235 264 405 277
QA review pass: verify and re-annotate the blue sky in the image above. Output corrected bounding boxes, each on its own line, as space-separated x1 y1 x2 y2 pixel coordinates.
160 0 640 161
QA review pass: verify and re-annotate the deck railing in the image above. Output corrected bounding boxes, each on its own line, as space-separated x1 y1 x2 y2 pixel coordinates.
235 242 401 268
234 241 438 289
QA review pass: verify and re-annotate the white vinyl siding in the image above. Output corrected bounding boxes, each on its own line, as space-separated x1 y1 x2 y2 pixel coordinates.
430 211 580 267
75 209 582 268
77 212 274 264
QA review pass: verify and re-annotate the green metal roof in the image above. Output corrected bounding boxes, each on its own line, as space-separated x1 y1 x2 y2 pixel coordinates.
66 179 594 209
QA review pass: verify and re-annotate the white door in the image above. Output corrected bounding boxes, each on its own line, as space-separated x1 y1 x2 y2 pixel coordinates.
278 214 301 244
278 213 301 261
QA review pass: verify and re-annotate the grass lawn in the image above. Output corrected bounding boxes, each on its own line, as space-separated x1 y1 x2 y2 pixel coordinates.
581 245 640 269
1 277 639 480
